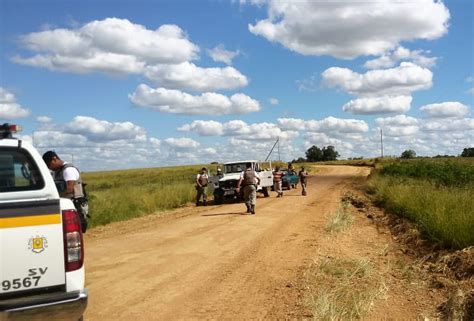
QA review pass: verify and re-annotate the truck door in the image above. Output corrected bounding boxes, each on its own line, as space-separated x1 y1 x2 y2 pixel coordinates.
0 147 66 299
256 162 273 188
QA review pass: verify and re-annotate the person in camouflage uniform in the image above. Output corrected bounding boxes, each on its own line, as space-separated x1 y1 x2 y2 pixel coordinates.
236 163 260 214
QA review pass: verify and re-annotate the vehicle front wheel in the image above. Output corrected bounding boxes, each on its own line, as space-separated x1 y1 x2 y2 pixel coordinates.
262 187 270 197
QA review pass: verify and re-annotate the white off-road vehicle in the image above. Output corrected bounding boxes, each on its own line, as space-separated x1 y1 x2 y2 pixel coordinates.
209 160 273 204
0 124 87 320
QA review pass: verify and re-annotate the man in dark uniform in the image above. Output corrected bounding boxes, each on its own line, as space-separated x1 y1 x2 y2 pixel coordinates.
236 163 260 214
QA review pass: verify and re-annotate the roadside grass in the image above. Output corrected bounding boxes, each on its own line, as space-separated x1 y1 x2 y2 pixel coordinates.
325 199 354 233
304 257 387 320
303 196 388 319
313 157 396 169
367 158 474 249
82 164 211 228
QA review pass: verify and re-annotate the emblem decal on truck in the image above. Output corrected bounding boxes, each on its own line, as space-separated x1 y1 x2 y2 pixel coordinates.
28 235 48 253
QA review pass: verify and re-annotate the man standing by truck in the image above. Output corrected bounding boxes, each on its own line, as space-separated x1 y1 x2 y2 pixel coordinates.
42 151 89 232
236 163 260 214
195 167 209 206
273 166 285 198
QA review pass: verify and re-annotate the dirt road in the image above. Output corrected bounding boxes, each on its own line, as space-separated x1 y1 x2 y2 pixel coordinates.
83 166 439 320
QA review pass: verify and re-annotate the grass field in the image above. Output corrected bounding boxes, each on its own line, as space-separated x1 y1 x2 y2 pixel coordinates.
367 158 474 249
82 164 214 228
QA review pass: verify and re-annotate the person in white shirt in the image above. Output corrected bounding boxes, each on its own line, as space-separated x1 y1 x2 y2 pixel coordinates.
42 151 88 232
195 167 209 206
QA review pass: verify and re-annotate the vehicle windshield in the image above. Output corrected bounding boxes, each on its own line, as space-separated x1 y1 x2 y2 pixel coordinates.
224 163 248 173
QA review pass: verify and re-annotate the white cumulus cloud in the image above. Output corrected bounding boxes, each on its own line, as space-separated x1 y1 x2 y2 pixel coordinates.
178 120 224 136
305 117 369 133
13 18 199 74
364 47 437 69
421 118 474 132
375 115 419 137
277 118 306 131
207 44 240 65
0 87 31 119
322 62 433 96
342 95 412 115
178 120 299 141
129 84 260 115
36 116 53 123
248 0 449 59
63 115 147 142
164 137 200 149
143 62 248 92
420 102 470 119
278 117 368 134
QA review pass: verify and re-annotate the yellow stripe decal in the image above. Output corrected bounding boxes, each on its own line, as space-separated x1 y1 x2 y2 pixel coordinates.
0 214 61 229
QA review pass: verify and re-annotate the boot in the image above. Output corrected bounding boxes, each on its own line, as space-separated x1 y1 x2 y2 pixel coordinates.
251 205 255 214
246 204 251 213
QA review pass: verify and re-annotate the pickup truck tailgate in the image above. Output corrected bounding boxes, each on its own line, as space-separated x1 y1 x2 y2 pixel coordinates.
0 200 65 298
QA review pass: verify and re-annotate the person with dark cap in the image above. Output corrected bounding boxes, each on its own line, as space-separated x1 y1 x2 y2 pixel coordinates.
195 167 209 206
236 162 260 214
42 151 89 232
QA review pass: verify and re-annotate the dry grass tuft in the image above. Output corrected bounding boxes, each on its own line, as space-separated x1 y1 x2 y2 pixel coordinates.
325 199 354 233
304 257 388 320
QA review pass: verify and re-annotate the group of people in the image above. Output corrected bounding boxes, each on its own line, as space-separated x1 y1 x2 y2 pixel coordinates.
196 163 310 215
272 165 309 198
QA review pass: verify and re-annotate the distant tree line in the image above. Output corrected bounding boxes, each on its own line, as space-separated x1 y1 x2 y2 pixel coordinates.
290 146 473 163
291 145 340 163
400 147 474 159
461 147 474 157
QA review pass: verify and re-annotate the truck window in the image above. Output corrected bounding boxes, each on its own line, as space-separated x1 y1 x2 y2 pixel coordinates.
0 147 45 192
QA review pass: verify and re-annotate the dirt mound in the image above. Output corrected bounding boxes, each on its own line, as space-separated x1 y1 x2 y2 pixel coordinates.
437 246 474 280
438 289 474 321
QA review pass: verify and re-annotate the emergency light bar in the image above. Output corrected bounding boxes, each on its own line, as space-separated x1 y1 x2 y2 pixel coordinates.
0 123 22 138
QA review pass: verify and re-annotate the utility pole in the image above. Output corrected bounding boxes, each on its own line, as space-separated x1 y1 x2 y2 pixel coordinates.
380 128 384 158
278 137 281 161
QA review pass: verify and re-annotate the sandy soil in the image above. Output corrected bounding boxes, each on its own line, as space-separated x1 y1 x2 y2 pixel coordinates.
83 165 443 320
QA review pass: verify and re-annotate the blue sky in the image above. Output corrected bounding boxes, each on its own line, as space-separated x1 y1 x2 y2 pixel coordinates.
1 0 473 171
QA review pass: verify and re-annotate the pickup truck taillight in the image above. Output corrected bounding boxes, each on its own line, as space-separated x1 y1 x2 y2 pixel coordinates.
62 209 84 272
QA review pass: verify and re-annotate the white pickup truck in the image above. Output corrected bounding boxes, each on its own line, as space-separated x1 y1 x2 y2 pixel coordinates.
0 124 87 320
209 160 273 204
